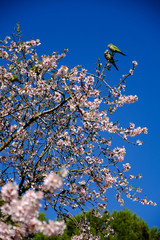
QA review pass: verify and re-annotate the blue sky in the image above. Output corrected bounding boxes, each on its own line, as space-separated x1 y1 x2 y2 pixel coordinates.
1 0 160 228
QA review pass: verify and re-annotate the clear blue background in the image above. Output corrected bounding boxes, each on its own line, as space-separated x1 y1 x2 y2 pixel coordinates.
1 0 160 228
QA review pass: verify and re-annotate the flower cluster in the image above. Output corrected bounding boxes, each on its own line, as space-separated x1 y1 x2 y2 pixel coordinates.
43 172 63 193
0 180 65 239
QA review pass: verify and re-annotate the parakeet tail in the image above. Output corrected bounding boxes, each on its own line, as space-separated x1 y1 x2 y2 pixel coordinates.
113 63 119 71
119 52 126 56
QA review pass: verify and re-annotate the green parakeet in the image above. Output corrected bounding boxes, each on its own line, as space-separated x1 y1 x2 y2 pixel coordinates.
11 74 21 83
108 43 126 56
104 50 119 71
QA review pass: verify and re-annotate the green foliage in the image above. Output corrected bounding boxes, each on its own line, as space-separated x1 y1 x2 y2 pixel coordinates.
33 233 50 240
150 227 160 240
33 209 160 240
38 212 48 222
108 209 150 240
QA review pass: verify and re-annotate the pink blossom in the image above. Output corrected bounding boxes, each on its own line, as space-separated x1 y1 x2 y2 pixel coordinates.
117 95 138 106
130 123 135 129
1 203 11 216
20 68 27 75
0 50 9 59
60 167 69 177
1 182 18 202
104 173 117 187
53 91 61 103
42 55 57 69
123 163 131 172
92 89 100 97
71 235 83 240
43 172 63 193
113 146 126 162
136 140 143 145
57 65 68 75
85 76 94 85
129 69 134 75
43 220 66 236
4 72 12 80
0 222 15 240
36 39 41 45
132 60 138 66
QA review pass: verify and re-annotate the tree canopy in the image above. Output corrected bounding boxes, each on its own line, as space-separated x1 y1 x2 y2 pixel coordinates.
0 24 156 239
33 209 160 240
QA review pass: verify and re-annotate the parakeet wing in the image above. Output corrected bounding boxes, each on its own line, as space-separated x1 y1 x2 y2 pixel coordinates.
108 43 126 56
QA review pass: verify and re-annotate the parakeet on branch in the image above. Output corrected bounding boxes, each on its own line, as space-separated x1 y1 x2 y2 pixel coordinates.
108 43 126 56
11 74 21 83
104 50 119 71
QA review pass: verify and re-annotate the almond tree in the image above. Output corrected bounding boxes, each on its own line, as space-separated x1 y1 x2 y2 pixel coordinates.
0 24 156 239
